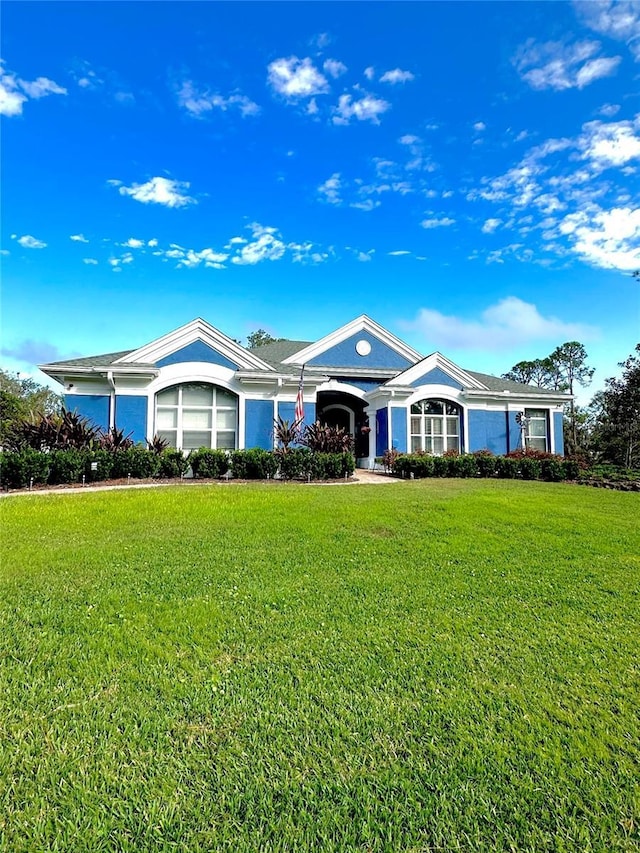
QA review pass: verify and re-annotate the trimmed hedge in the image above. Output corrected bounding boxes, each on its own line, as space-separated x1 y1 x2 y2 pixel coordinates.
230 449 278 480
189 448 229 479
390 452 578 483
0 445 358 488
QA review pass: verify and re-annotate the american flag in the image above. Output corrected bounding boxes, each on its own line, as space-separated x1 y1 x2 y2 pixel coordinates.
294 365 305 423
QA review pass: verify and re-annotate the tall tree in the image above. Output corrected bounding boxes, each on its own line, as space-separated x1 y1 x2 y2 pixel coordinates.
246 329 279 349
595 345 640 468
0 370 61 447
502 357 561 389
549 342 595 451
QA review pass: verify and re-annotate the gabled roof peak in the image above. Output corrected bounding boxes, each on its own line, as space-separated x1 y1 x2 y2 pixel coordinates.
114 317 274 371
281 315 423 366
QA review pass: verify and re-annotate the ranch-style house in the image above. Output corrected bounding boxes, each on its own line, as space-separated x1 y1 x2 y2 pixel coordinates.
40 315 569 465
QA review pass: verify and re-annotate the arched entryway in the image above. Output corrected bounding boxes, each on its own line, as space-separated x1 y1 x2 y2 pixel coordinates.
316 390 370 459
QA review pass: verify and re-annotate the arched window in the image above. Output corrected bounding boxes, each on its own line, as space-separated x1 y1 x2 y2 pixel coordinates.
410 399 461 455
155 383 238 451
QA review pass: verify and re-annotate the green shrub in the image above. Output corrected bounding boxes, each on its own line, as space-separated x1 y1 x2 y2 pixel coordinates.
320 452 355 479
48 449 87 485
474 453 497 478
519 457 542 480
496 456 519 479
562 459 581 480
0 449 50 489
541 458 565 482
413 455 435 478
156 449 188 479
450 454 478 478
277 448 307 480
111 446 160 479
189 448 229 479
230 449 278 479
432 456 449 477
85 449 113 482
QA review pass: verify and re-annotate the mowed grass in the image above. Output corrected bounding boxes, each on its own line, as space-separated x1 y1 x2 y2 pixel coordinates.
1 481 638 852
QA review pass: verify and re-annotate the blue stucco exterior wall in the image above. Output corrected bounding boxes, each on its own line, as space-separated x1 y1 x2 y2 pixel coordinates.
65 394 110 432
410 367 463 390
468 409 508 455
376 408 388 456
277 401 316 432
307 331 413 370
391 407 407 452
115 395 147 444
155 341 239 369
553 412 564 455
245 400 274 449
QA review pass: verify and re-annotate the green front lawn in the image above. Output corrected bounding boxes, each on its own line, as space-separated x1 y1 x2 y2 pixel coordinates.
1 481 638 851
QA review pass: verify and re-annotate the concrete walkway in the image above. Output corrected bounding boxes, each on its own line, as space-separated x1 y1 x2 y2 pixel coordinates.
1 470 403 498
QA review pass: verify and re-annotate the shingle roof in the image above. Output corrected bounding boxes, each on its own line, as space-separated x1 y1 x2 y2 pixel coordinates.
465 370 563 395
41 350 138 369
248 340 312 367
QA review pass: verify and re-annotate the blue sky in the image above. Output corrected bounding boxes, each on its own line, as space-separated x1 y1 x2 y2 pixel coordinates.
2 0 639 402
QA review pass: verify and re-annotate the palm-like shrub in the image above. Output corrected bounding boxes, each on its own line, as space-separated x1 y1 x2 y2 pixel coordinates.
301 421 354 453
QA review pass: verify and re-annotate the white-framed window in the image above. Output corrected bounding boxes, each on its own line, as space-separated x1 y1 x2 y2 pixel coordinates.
155 383 238 451
410 399 461 454
525 408 548 452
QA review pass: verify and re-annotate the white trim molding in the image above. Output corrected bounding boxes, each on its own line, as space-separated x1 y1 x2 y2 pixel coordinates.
115 317 274 372
387 352 488 391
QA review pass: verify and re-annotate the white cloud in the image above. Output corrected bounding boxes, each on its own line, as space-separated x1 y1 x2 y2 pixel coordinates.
332 93 390 125
17 77 66 99
122 238 144 248
323 59 347 78
17 234 47 249
482 218 502 233
577 116 640 168
350 199 381 212
598 103 620 117
267 56 329 99
514 38 621 90
474 121 486 132
0 60 66 116
404 296 596 351
70 234 89 243
379 68 415 84
421 217 455 229
176 80 259 118
111 176 196 208
148 238 158 247
388 250 411 256
559 205 640 270
175 248 228 269
574 0 640 61
82 258 98 265
356 250 374 262
232 223 286 265
399 134 420 146
288 241 330 264
318 172 342 204
364 66 375 81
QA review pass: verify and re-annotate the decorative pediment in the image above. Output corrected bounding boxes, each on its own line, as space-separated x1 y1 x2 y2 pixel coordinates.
114 318 273 371
386 352 489 390
282 315 422 369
